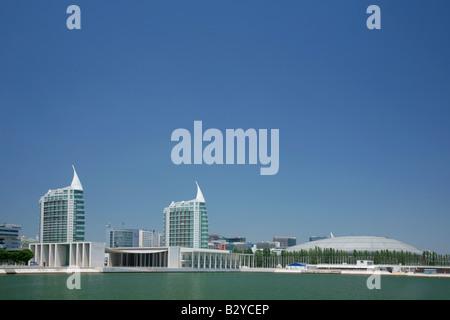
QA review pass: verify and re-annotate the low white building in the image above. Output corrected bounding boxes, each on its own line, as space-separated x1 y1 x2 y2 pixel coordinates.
29 243 254 270
357 260 374 266
29 242 105 268
286 263 308 270
105 246 254 270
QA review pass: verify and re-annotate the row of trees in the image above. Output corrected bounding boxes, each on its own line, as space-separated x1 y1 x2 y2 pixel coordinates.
280 248 450 266
0 249 34 265
233 247 450 268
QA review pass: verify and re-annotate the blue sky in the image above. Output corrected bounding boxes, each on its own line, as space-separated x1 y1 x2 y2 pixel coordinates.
1 1 449 253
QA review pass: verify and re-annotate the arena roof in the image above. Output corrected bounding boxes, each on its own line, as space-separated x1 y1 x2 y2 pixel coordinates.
286 236 422 255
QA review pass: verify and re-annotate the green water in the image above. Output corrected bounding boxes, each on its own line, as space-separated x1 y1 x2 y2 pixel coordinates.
0 272 449 300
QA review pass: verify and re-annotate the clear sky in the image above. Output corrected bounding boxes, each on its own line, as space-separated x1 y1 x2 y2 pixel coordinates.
1 1 449 253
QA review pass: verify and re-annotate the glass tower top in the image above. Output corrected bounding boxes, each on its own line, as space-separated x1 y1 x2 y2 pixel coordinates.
163 182 209 249
39 166 85 243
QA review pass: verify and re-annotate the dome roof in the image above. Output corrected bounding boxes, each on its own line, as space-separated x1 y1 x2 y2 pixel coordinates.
286 236 422 255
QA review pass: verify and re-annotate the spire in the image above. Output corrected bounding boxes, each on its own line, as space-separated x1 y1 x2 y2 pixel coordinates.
71 165 83 190
195 181 205 202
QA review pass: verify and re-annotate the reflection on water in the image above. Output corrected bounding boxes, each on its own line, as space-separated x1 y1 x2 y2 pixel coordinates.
1 272 449 300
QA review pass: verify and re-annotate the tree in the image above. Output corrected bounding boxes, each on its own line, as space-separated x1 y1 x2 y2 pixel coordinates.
0 249 11 263
16 249 34 264
0 249 34 265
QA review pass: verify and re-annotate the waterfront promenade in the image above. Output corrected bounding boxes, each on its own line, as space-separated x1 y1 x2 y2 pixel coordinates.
2 265 450 277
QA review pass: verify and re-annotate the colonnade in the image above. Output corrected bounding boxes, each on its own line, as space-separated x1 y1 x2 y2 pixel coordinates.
185 251 254 269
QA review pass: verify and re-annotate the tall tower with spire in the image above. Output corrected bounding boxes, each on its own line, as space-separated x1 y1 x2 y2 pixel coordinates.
163 182 209 249
38 166 86 243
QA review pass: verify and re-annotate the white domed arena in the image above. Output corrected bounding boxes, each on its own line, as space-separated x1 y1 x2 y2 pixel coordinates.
286 236 422 255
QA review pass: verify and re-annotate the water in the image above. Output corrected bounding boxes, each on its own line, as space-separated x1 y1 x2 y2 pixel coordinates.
1 272 449 300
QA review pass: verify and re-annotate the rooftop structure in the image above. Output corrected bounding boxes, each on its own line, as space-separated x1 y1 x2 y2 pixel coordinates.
286 236 423 255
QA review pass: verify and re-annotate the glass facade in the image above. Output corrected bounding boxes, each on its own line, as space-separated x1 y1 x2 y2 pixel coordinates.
39 168 85 243
164 200 209 249
106 228 139 248
73 190 85 241
0 223 21 250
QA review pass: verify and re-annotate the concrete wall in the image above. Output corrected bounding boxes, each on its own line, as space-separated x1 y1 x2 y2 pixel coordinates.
167 247 180 268
91 242 106 267
29 242 105 268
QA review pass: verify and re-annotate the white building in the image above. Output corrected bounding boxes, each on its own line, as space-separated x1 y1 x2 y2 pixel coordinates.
29 242 105 268
164 182 209 249
105 246 254 270
139 229 158 247
39 166 85 243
